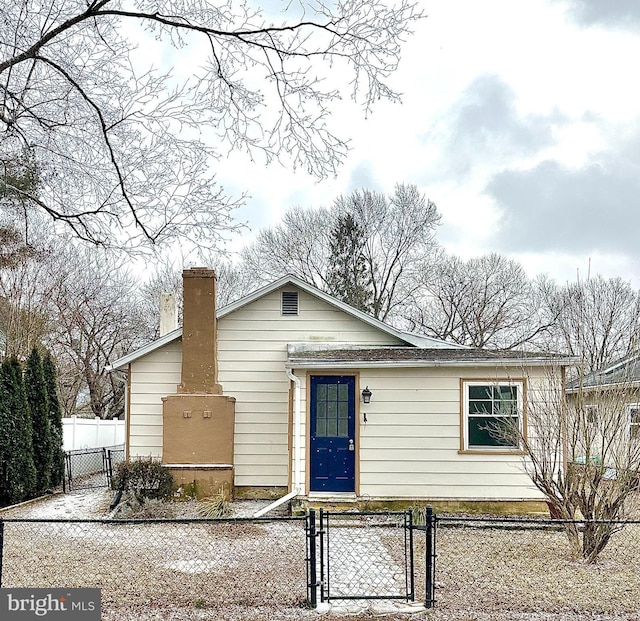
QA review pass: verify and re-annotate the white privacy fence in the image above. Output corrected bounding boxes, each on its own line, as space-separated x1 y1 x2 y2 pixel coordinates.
62 416 125 451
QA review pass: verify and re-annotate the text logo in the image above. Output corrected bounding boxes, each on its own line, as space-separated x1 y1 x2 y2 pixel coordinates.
1 589 100 619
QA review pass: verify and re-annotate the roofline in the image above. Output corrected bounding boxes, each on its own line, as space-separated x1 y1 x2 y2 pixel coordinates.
217 274 462 349
598 352 640 376
109 275 464 370
107 327 182 371
566 379 640 394
565 352 640 392
286 357 576 370
396 330 470 349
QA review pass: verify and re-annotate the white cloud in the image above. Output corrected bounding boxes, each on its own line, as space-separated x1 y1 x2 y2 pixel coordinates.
197 0 640 287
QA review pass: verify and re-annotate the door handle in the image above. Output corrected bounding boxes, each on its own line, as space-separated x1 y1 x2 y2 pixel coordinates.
348 439 355 451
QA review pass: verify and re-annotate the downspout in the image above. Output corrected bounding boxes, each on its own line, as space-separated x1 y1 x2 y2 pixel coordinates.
253 368 302 517
290 368 302 491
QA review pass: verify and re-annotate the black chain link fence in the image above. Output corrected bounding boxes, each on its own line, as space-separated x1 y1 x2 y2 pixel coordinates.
313 510 415 603
104 446 125 483
3 504 639 617
421 514 640 616
0 517 307 617
64 445 125 491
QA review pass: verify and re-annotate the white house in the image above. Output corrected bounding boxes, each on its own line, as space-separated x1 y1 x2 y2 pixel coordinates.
109 268 572 513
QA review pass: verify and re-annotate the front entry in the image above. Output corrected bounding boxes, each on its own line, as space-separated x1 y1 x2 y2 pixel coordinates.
309 375 356 493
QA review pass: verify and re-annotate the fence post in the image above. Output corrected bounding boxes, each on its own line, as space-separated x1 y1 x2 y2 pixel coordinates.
319 508 325 602
65 452 72 492
307 509 317 608
107 450 113 485
408 509 415 602
0 519 5 587
71 415 77 451
425 505 436 609
102 448 108 486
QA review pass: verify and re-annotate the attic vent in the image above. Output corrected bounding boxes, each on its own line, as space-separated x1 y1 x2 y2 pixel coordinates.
281 291 299 316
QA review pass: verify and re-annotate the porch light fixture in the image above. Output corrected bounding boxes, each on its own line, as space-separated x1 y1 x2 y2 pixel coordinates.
362 386 372 404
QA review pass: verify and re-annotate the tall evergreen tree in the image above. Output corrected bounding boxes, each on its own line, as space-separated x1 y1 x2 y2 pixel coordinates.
1 357 36 502
0 362 13 504
43 353 65 487
25 348 51 492
327 213 373 313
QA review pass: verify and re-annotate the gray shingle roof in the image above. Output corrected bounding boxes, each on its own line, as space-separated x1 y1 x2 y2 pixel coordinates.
567 354 640 390
287 346 573 367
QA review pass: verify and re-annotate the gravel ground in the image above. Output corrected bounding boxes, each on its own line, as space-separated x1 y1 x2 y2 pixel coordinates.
2 490 640 620
426 517 640 617
0 486 288 520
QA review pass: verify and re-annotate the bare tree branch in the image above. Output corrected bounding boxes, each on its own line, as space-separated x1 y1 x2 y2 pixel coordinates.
0 0 422 252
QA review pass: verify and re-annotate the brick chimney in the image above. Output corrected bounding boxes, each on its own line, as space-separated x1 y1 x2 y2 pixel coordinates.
179 267 222 394
162 267 235 498
159 293 178 337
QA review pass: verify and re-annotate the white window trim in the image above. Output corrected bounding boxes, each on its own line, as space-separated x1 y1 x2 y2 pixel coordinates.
462 380 524 451
627 403 640 439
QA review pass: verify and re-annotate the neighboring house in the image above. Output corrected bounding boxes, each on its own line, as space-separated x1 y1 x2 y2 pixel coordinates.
566 354 640 439
109 268 572 513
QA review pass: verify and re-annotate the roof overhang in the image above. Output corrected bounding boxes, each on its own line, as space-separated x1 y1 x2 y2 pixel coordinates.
286 346 577 369
287 360 575 369
108 275 468 371
565 380 640 394
106 327 181 371
217 274 464 349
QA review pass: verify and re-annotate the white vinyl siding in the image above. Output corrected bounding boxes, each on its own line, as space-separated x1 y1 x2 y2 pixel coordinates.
128 339 182 458
127 285 403 484
126 281 555 501
218 287 402 487
297 366 548 500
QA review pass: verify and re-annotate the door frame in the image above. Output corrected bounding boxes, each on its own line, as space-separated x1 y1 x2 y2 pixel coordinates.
305 372 361 495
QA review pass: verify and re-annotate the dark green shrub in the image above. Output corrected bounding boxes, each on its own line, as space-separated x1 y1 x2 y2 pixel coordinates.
112 458 174 503
43 353 64 487
0 357 37 503
25 348 51 493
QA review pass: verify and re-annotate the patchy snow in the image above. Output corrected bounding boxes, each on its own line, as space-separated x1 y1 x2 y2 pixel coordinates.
317 600 426 615
0 488 112 519
322 527 407 599
165 560 221 574
1 488 291 521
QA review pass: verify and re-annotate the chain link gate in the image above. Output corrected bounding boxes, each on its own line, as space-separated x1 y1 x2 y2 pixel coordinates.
307 509 415 606
64 445 125 492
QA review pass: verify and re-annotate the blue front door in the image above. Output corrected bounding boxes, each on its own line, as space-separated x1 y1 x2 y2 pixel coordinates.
309 375 356 492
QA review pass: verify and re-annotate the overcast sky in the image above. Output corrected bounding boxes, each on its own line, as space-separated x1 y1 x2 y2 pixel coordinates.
212 0 640 287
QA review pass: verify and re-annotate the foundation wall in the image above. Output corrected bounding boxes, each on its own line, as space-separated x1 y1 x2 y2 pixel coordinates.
169 466 234 499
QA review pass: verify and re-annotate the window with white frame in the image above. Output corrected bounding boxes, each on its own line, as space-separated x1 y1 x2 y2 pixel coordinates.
463 381 524 450
628 404 640 439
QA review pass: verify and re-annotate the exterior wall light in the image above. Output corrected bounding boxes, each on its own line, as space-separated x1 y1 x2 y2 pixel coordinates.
362 386 372 404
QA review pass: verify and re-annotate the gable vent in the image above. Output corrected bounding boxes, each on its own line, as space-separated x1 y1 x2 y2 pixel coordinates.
281 291 299 316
